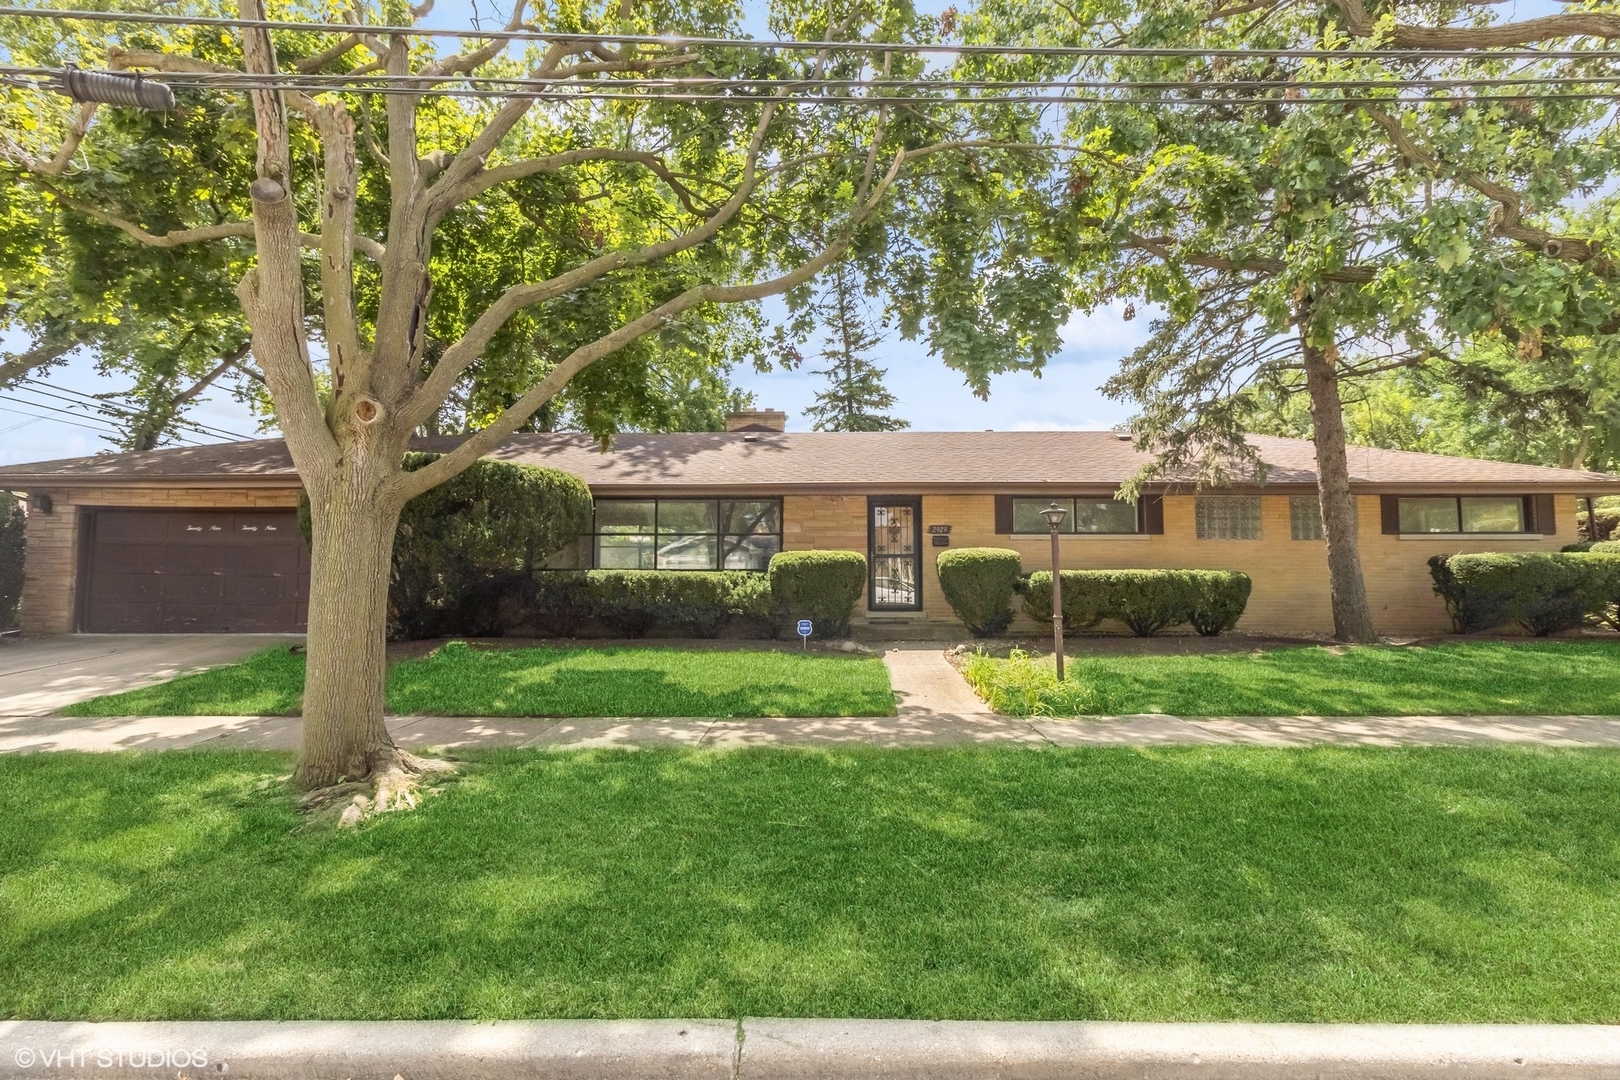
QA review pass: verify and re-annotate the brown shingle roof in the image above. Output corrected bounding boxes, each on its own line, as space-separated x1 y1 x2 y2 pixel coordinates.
1 430 1615 492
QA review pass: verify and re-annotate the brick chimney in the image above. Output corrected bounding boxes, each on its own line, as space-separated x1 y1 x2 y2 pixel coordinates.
724 409 787 433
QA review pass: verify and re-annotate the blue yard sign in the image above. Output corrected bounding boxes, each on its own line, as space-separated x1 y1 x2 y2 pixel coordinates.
796 619 813 647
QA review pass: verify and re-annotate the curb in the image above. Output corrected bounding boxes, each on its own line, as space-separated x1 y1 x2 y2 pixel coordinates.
4 1019 1619 1079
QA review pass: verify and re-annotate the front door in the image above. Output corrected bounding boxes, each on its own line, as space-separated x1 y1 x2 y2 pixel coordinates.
867 497 922 610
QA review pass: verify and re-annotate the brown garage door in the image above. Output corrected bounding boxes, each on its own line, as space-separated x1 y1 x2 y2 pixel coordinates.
80 509 311 633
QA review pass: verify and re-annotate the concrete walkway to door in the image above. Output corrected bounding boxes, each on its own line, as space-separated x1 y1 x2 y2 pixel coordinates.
0 634 300 717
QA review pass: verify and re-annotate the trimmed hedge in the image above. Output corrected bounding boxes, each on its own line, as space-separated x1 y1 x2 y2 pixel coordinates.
1022 569 1253 637
937 548 1023 637
768 550 867 637
585 570 756 638
1430 552 1620 636
1021 571 1103 635
519 555 860 640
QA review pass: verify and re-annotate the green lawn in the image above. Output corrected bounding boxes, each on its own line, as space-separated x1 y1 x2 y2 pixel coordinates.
60 644 896 718
3 746 1620 1021
963 641 1620 717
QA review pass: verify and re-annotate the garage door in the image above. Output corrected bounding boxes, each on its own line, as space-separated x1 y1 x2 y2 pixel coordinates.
81 509 311 633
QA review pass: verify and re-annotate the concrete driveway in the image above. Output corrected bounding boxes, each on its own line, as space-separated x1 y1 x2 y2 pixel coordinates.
0 634 300 717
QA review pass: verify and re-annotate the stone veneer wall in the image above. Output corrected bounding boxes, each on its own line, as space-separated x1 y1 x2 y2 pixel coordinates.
18 486 302 635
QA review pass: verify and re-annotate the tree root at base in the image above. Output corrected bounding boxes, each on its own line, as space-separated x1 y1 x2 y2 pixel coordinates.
299 746 457 826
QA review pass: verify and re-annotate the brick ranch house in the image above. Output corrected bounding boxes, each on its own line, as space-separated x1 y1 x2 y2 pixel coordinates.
3 409 1617 637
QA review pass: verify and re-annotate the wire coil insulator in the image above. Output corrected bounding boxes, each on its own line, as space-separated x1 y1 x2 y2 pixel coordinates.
61 66 175 110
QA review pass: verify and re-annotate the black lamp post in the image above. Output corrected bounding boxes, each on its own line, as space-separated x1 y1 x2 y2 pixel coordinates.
1041 501 1068 680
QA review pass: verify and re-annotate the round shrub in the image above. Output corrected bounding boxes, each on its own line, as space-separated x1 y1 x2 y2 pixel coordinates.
1021 571 1104 635
1593 540 1620 554
1088 570 1190 637
1023 568 1252 637
768 550 866 637
1182 570 1253 636
937 547 1023 637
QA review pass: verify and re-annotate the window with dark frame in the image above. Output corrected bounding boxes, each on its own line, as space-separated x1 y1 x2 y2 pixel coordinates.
1009 496 1141 534
590 498 782 570
1395 496 1526 535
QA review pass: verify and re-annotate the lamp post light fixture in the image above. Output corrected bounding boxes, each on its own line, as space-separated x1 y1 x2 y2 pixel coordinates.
1040 501 1069 680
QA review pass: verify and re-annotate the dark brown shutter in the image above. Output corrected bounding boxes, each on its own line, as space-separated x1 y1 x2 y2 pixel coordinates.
1380 495 1401 534
1142 494 1165 535
994 495 1014 534
1533 493 1557 535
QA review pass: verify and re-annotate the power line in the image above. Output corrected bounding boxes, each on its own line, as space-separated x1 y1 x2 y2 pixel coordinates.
0 399 132 437
0 6 1615 61
5 72 1616 106
16 378 257 442
12 64 1619 92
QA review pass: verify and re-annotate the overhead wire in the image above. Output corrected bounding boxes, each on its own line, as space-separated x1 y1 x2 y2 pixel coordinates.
13 378 259 444
0 5 1616 61
8 63 1619 92
3 72 1616 105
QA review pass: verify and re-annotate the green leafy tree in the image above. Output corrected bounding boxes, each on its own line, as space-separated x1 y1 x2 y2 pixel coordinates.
1246 337 1620 472
4 0 1077 798
964 0 1620 642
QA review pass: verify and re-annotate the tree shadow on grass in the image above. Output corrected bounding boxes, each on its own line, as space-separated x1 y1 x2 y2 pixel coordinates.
2 745 1619 1021
386 647 895 718
1081 641 1620 716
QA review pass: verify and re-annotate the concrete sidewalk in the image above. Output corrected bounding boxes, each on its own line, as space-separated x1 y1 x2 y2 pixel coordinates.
2 1018 1616 1079
6 709 1620 753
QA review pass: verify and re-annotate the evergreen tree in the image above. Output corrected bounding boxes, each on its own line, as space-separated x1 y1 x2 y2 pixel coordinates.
804 266 909 432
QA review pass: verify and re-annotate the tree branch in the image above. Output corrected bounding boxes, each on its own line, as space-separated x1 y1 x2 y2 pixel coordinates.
1362 106 1603 264
420 0 528 78
239 0 335 472
450 147 723 216
402 103 781 427
398 137 1017 498
40 182 384 260
295 33 364 72
314 101 367 395
1334 0 1620 46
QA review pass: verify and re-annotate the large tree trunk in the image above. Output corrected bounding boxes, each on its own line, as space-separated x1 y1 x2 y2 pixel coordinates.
1297 298 1378 644
295 476 403 790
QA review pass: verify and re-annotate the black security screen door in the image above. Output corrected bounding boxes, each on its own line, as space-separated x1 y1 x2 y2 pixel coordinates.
868 498 922 610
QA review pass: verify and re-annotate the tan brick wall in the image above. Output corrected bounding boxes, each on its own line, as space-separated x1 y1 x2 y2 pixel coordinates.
780 491 1581 637
20 486 302 634
17 484 1581 637
781 494 871 617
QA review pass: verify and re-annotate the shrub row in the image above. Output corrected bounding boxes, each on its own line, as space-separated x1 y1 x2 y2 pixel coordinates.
1021 568 1253 637
406 551 867 641
1429 552 1620 636
933 548 1254 638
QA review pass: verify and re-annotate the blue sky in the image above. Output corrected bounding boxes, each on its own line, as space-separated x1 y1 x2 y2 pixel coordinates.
0 0 1569 463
